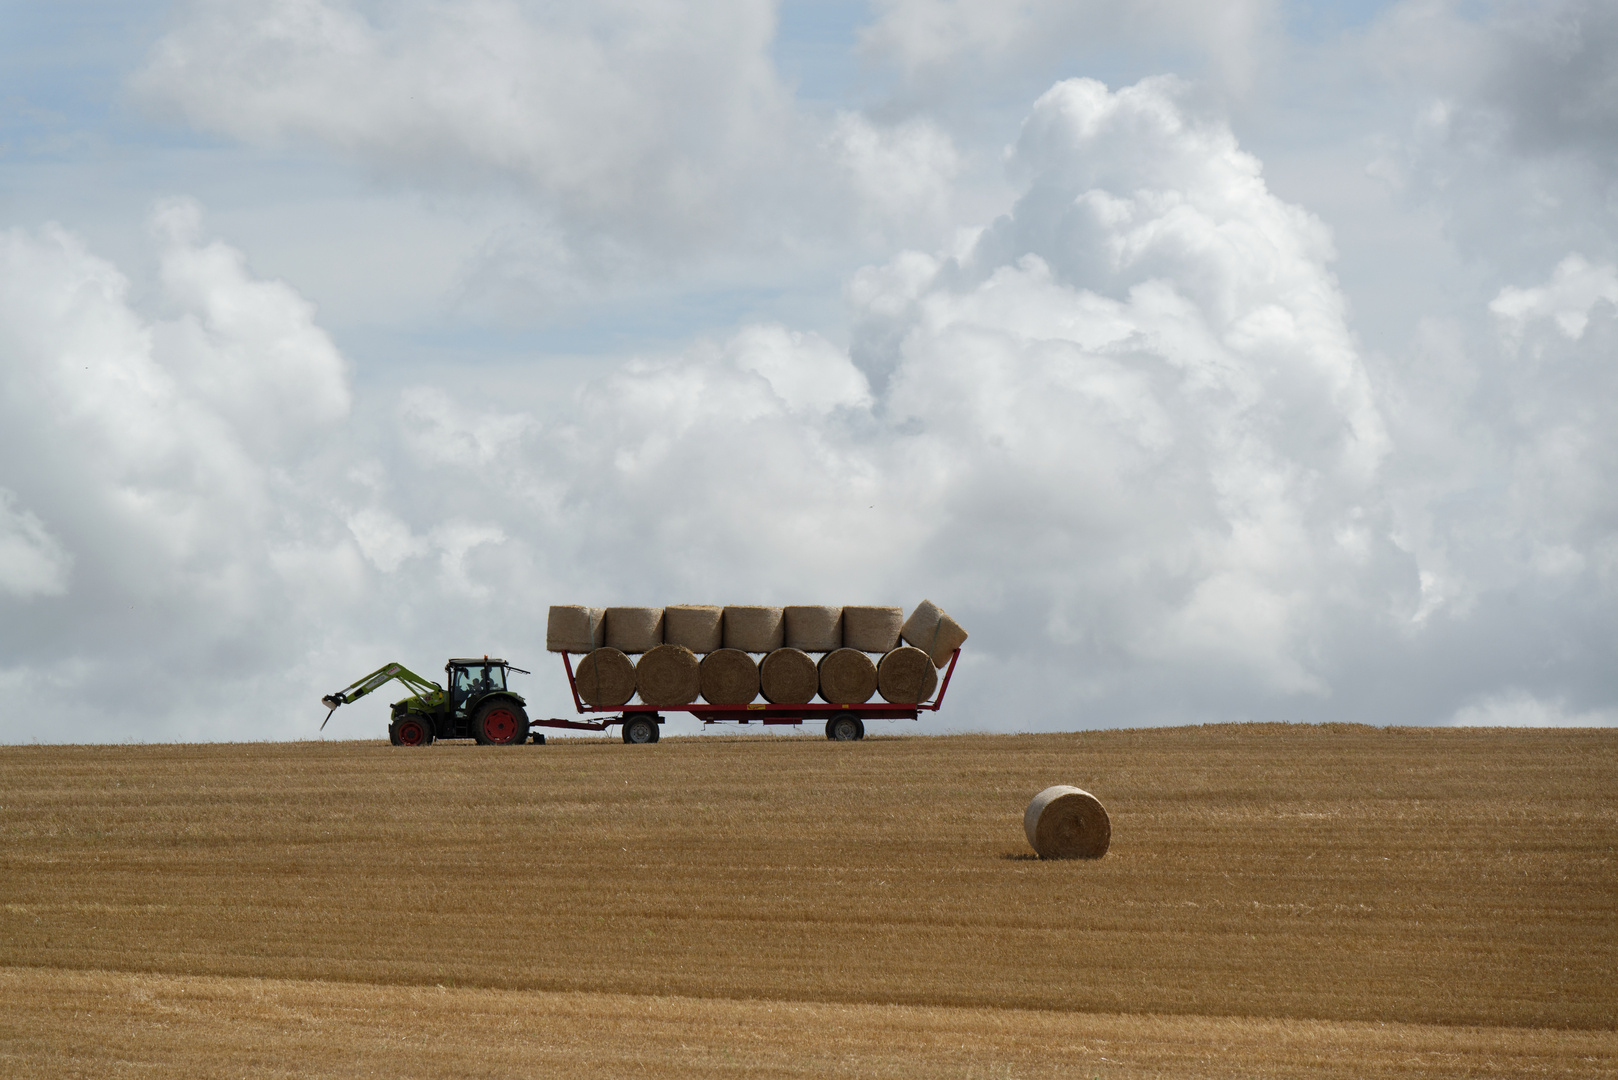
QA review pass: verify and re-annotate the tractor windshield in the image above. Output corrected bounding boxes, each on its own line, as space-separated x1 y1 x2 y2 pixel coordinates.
451 664 505 705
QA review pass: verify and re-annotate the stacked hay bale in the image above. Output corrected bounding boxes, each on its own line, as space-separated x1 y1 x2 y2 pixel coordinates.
546 600 966 708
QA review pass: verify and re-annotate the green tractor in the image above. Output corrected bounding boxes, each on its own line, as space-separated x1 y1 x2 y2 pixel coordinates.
320 658 533 746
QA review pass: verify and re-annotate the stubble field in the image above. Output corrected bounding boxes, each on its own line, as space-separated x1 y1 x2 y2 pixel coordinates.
1 724 1614 1077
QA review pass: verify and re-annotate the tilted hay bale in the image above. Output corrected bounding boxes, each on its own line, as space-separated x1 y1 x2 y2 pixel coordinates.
877 645 933 703
841 606 903 653
664 605 723 654
575 648 637 708
723 606 784 653
784 605 842 652
759 647 818 704
900 599 969 667
817 648 877 704
700 648 759 705
1024 785 1111 859
635 644 701 707
604 607 664 654
546 605 604 654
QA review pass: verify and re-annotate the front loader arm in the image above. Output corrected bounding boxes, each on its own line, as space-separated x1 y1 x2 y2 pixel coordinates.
320 663 443 730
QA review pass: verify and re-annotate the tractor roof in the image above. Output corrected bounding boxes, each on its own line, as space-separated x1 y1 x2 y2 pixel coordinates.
447 657 510 666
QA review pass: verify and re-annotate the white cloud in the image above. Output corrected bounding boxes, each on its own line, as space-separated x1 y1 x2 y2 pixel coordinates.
0 490 72 598
1451 688 1618 727
1491 253 1618 342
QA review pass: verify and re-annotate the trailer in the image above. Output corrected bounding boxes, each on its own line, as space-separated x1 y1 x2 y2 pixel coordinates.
535 647 964 743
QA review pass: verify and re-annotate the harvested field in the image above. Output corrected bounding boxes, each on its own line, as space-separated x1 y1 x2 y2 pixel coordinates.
1 725 1614 1078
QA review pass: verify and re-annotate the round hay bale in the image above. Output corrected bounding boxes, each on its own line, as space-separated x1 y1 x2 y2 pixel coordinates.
635 644 701 707
723 606 783 653
546 605 604 654
700 648 759 705
575 648 636 708
664 604 723 653
841 606 903 653
604 607 663 654
919 660 938 703
759 647 818 704
900 599 969 667
877 645 933 703
817 648 877 704
784 605 842 652
1024 785 1111 859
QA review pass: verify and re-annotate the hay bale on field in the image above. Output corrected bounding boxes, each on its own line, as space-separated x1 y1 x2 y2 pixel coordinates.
784 605 842 652
841 606 903 652
700 648 759 704
817 648 877 704
723 606 784 652
605 607 664 654
636 644 701 707
1024 785 1111 859
546 605 604 653
664 605 723 653
759 647 818 704
575 648 637 708
900 599 969 667
877 645 934 703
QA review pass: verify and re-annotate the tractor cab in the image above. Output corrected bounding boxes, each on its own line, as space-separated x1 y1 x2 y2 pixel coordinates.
447 659 507 715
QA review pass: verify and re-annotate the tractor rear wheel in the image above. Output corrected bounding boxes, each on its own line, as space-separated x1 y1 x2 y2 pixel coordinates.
473 701 530 746
621 715 659 744
390 716 434 747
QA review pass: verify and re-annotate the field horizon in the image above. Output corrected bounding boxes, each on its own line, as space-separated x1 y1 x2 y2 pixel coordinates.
3 725 1614 1077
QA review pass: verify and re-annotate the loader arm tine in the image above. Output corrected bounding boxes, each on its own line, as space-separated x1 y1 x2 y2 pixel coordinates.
320 705 338 732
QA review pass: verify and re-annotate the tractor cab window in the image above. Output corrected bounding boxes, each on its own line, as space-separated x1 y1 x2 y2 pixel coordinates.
451 664 504 705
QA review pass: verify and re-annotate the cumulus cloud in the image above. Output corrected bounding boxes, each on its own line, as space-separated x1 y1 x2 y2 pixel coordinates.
860 0 1280 97
1491 253 1618 342
132 0 962 278
0 209 360 737
0 490 72 598
6 67 1617 742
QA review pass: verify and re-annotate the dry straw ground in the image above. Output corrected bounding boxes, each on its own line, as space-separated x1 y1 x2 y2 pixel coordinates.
1 725 1614 1077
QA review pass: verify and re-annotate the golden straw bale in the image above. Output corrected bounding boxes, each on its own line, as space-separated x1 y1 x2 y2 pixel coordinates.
817 648 877 704
663 605 723 654
723 606 784 653
841 606 904 652
900 599 969 667
635 644 701 707
784 605 842 652
1024 785 1111 859
604 607 663 654
546 605 605 653
759 648 818 704
574 648 636 708
699 649 759 705
877 646 933 703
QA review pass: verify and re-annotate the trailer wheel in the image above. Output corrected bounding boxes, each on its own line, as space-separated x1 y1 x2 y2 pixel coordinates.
622 715 659 744
826 716 864 741
390 716 434 747
473 701 530 746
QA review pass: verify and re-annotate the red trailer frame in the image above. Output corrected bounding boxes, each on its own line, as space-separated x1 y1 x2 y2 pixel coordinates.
532 648 962 734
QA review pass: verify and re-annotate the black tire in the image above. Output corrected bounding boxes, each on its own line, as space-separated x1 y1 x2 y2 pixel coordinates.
390 715 435 747
826 715 863 741
622 715 659 744
530 732 546 745
473 700 530 745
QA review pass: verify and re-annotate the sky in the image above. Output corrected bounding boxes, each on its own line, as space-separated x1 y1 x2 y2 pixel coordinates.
2 0 1616 742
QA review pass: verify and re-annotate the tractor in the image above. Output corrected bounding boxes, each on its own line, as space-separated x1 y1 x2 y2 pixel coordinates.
320 658 533 746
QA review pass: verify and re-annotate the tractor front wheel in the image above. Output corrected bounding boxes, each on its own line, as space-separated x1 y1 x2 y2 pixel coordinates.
473 701 530 746
390 716 435 747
